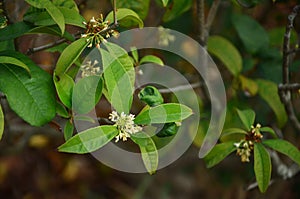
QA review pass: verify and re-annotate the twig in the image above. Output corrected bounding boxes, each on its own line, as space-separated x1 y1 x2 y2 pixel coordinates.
278 83 300 91
205 0 221 32
113 0 118 26
158 82 203 93
197 0 206 46
26 37 69 55
280 5 300 132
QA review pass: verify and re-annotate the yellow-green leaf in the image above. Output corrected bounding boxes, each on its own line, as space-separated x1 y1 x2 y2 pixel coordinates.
208 36 242 76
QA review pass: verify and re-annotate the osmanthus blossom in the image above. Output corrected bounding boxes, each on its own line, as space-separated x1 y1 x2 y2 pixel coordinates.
109 111 143 142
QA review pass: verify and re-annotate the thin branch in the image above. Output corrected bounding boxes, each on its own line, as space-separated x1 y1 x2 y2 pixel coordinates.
278 83 300 91
26 37 69 55
205 0 221 32
197 0 206 46
280 5 300 132
158 82 203 93
113 0 118 26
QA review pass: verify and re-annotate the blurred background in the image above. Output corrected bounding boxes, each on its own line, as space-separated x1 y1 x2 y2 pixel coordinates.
1 0 300 198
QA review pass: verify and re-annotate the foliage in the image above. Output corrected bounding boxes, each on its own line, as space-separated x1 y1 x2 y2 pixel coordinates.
0 0 299 194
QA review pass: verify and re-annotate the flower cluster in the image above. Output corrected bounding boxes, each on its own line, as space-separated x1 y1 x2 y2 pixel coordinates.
234 123 263 162
158 26 175 46
80 60 101 77
234 140 254 162
81 15 119 48
109 111 143 142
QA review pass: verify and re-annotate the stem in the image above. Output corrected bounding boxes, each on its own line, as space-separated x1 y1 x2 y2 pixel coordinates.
197 0 206 46
113 0 118 25
205 0 221 32
279 5 300 132
158 81 203 93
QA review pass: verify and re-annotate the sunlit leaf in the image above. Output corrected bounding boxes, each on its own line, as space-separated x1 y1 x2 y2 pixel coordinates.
236 109 255 131
72 76 103 114
105 8 144 28
54 73 74 108
0 56 30 75
208 36 242 76
56 101 69 118
64 119 74 141
134 103 193 125
256 79 287 127
58 125 118 154
131 132 158 174
55 38 88 75
254 143 271 193
239 75 258 96
25 0 65 34
140 55 164 66
100 42 135 114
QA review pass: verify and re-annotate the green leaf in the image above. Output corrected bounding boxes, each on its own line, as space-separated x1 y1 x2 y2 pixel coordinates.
260 127 277 138
140 55 164 66
105 8 144 28
64 119 74 141
114 0 150 20
27 26 75 41
72 76 103 114
204 141 237 168
56 101 70 118
52 0 79 11
0 52 56 126
236 109 255 131
74 115 96 123
161 0 169 7
138 86 164 107
0 56 30 75
131 132 158 174
221 128 248 138
24 7 85 29
25 0 65 34
256 79 287 127
163 0 193 22
156 122 178 137
54 73 74 108
58 125 118 154
207 36 242 76
254 143 271 193
0 22 34 41
263 139 300 166
134 103 193 125
100 42 135 114
55 38 88 75
231 13 269 54
0 104 4 140
130 46 139 63
239 75 258 96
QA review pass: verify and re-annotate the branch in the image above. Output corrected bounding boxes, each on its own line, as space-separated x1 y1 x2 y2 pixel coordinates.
280 5 300 132
113 0 118 26
197 0 206 46
205 0 221 32
158 81 203 93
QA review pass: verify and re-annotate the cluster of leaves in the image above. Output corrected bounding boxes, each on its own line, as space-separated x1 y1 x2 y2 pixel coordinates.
204 109 300 192
0 0 194 174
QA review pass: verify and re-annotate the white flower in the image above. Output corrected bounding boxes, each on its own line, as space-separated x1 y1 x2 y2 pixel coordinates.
80 60 101 77
109 111 143 142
